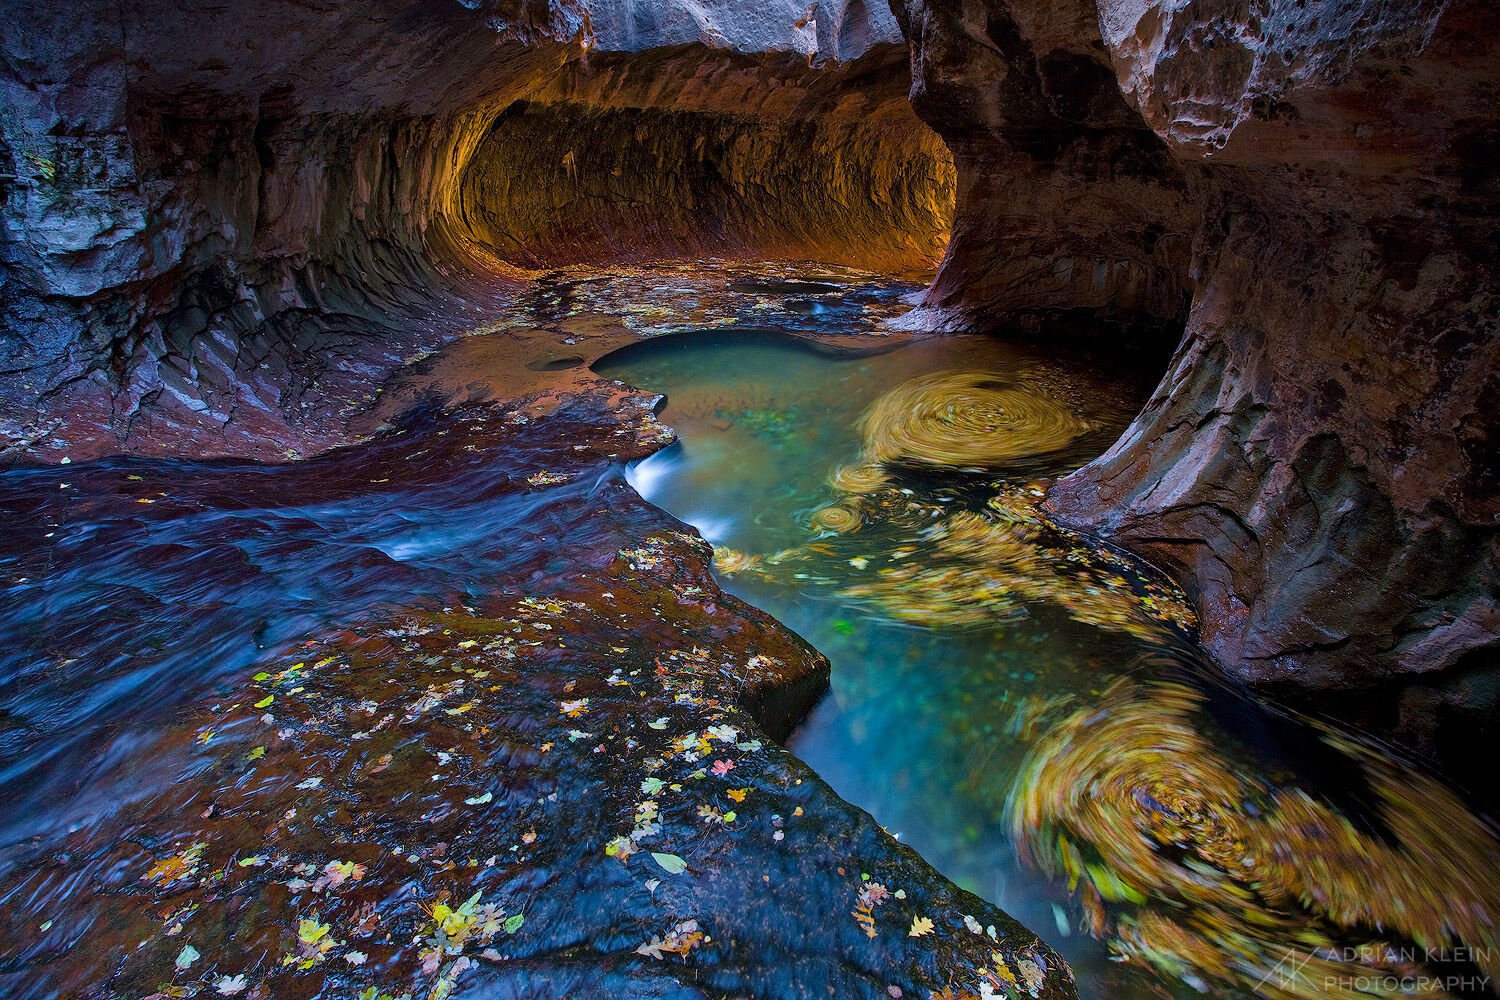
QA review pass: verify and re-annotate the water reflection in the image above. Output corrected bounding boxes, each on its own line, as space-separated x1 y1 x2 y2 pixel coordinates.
598 326 1500 1000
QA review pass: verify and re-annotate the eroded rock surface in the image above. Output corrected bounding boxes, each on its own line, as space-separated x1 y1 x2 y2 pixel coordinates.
0 389 1074 1000
883 0 1498 786
0 1 949 464
1040 0 1500 791
889 0 1197 338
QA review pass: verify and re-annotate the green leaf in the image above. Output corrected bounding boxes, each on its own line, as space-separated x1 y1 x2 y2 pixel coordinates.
503 912 524 934
651 852 688 875
253 672 271 681
254 695 274 709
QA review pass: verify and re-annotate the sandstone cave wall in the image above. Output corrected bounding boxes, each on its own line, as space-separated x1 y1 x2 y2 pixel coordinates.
897 0 1498 791
889 0 1198 338
0 0 940 463
456 45 953 271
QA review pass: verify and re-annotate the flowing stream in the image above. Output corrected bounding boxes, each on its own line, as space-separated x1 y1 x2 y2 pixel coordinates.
2 265 1496 1000
593 285 1500 1000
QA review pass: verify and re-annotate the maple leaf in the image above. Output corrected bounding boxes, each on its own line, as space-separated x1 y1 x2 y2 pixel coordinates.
475 903 504 938
711 759 734 775
727 787 748 802
298 918 331 946
908 915 935 937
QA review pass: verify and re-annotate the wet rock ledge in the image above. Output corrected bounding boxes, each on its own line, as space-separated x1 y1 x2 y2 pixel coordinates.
0 388 1072 1000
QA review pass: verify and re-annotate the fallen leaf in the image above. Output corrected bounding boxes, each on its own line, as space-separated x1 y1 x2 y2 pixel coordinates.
908 916 935 937
215 974 248 995
298 918 331 946
605 836 636 863
175 944 200 971
651 852 688 875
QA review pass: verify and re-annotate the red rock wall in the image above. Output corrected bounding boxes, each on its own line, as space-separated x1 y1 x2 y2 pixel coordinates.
1031 0 1500 790
0 3 946 463
888 0 1198 338
456 46 953 272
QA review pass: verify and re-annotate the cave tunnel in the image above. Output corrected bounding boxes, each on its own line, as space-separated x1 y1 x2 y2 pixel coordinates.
2 0 1499 998
450 54 957 273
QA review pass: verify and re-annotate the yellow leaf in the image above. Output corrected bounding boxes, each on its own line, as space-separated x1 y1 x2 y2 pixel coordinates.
908 915 935 937
298 918 330 945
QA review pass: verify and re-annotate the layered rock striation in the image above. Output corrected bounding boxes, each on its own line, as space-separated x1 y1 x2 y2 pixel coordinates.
890 0 1197 338
894 0 1498 788
0 0 951 463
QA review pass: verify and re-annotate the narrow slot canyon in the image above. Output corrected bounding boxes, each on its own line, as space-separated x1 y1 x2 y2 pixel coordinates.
1 1 1497 999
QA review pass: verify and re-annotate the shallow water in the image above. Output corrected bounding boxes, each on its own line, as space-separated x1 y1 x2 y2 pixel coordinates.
0 407 624 850
597 315 1500 1000
2 264 1496 1000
